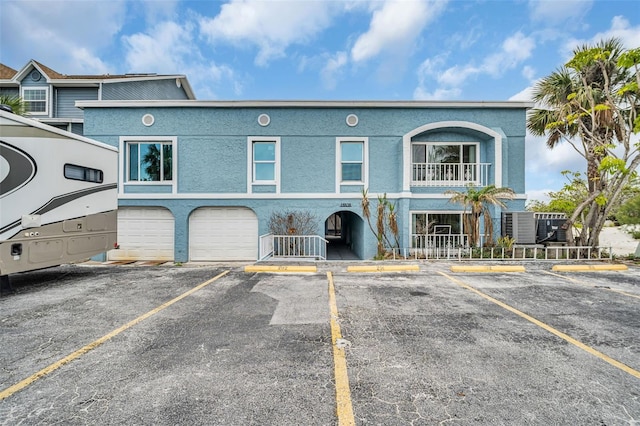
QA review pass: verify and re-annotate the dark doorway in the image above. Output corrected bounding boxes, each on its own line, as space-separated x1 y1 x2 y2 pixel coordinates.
324 211 362 260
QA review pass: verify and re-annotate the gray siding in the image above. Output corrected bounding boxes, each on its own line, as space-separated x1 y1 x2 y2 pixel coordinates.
55 87 98 118
102 79 189 100
0 88 19 97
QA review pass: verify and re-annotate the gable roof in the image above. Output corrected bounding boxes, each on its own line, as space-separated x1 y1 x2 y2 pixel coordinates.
0 59 196 99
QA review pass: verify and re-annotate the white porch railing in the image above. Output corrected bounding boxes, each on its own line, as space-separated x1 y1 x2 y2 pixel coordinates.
411 233 469 258
411 163 491 187
259 233 274 260
392 245 613 261
260 234 328 260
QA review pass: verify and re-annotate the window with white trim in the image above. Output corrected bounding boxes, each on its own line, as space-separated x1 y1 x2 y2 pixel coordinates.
336 138 368 188
340 141 364 182
126 141 173 182
22 87 48 115
411 212 470 249
251 139 278 183
411 142 478 183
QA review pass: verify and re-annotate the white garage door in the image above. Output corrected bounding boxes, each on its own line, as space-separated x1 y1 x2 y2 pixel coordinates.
189 207 258 261
108 207 174 261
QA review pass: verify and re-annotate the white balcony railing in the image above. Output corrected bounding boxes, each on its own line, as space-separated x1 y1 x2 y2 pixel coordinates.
411 162 491 187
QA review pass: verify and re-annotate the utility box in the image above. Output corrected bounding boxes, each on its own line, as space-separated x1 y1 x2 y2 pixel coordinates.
501 212 536 244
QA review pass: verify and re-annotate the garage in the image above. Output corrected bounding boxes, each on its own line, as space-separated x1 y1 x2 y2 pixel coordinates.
189 207 258 261
108 207 175 261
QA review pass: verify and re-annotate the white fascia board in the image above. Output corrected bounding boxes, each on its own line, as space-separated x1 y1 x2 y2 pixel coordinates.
76 100 535 109
117 192 528 200
13 60 47 82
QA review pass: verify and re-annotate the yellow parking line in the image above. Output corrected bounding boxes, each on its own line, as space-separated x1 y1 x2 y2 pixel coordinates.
543 270 640 300
347 264 420 273
552 264 628 272
450 265 525 273
327 272 355 426
438 271 640 380
0 270 230 401
244 265 317 273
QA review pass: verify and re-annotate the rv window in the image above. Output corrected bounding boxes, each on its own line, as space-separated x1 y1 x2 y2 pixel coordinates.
64 164 104 183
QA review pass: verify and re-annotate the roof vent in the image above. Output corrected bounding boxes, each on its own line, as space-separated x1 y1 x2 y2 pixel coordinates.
346 114 358 127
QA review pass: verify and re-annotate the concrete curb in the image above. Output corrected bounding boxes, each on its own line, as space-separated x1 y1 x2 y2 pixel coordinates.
552 264 629 272
450 265 526 273
347 264 420 273
244 265 318 273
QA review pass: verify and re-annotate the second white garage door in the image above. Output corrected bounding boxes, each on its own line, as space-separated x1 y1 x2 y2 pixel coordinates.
189 207 258 261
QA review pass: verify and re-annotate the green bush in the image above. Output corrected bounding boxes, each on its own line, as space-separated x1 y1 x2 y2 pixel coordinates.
617 195 640 225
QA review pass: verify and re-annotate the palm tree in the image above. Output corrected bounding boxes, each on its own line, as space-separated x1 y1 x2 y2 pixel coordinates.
0 94 28 116
445 184 515 247
528 38 626 195
526 38 637 248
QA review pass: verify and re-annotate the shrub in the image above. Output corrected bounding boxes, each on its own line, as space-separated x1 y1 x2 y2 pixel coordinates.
268 210 318 235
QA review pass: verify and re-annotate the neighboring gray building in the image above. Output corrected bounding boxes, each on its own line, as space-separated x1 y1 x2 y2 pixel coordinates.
0 60 195 135
79 100 532 261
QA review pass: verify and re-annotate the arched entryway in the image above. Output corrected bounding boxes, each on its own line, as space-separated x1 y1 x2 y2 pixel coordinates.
324 211 364 260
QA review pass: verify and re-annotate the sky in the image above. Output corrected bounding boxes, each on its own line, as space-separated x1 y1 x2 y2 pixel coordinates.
1 0 639 202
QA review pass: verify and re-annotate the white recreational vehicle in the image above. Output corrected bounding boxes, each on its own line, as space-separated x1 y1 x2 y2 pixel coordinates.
0 109 117 287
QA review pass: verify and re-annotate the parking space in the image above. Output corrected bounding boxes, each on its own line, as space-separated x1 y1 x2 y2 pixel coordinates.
0 262 638 425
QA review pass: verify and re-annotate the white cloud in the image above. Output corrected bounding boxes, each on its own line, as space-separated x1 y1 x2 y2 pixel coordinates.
321 51 348 90
521 65 536 82
0 0 127 73
562 15 640 58
198 0 336 66
414 32 535 100
123 21 195 73
413 86 461 100
123 20 241 99
528 0 593 24
351 0 447 63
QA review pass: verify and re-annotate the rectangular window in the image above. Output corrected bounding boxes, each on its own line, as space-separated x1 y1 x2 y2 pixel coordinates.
126 141 173 182
411 212 470 249
252 141 276 182
22 87 48 115
64 164 103 183
341 141 364 182
411 142 478 183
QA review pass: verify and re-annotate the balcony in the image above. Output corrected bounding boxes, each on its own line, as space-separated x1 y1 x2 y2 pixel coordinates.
411 162 491 187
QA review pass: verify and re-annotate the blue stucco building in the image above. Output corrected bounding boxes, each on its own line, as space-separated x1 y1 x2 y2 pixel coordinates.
78 100 532 261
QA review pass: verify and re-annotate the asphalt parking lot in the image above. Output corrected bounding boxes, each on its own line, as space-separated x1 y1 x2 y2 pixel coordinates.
0 261 638 425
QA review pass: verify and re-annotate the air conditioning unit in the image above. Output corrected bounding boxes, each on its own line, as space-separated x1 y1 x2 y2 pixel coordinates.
534 212 568 244
501 212 536 244
536 218 568 243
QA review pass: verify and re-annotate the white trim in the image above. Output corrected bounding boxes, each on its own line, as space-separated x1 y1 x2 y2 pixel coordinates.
247 136 281 194
21 86 49 116
76 100 535 109
119 136 178 195
116 191 527 200
335 137 369 192
142 114 155 126
258 114 270 126
403 121 503 190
